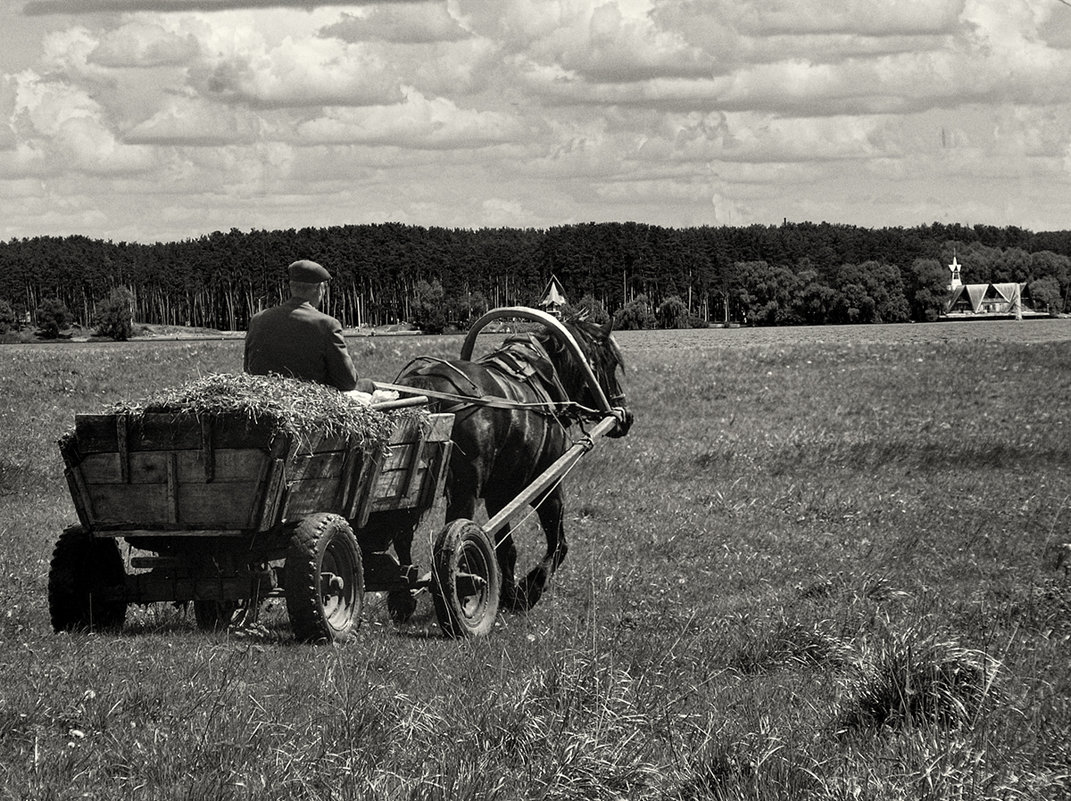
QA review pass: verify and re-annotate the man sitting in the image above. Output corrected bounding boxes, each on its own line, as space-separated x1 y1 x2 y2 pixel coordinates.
244 259 373 392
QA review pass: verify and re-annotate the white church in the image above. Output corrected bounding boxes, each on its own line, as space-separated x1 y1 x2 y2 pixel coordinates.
944 255 1034 319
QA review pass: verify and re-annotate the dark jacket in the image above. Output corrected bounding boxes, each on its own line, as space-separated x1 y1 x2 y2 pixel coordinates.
244 298 358 390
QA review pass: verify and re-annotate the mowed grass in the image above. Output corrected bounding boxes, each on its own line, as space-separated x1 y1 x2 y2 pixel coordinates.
1 321 1070 799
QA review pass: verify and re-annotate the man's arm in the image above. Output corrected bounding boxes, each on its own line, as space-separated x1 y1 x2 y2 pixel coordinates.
242 320 256 373
324 321 358 391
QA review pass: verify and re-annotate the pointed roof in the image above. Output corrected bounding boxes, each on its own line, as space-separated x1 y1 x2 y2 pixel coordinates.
540 275 567 309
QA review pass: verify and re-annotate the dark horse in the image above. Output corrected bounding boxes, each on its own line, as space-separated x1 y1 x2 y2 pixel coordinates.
391 315 633 615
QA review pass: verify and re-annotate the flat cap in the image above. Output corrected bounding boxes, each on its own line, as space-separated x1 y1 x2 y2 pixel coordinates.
288 259 332 283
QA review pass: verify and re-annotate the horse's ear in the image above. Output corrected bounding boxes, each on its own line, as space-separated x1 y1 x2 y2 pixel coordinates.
599 319 613 339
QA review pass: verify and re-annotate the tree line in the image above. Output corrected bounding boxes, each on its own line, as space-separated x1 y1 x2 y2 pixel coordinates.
1 221 1070 337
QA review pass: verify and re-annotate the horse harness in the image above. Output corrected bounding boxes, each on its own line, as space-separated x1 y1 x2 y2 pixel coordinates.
386 334 596 425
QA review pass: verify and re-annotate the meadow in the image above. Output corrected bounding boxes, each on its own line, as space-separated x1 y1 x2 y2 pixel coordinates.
1 319 1069 800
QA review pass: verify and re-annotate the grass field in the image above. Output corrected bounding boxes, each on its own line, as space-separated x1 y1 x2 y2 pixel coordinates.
1 320 1069 799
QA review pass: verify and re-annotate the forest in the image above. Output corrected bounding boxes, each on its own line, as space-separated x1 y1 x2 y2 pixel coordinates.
1 220 1070 335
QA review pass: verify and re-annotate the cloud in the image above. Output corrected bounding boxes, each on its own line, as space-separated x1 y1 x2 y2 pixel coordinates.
455 0 712 83
1 70 154 177
24 0 425 15
89 20 199 68
733 0 965 37
532 1 713 82
191 34 402 108
0 76 17 150
322 4 470 44
123 95 265 145
296 89 524 149
631 110 885 165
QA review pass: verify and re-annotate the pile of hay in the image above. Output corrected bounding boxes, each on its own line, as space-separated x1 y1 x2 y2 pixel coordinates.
107 373 428 452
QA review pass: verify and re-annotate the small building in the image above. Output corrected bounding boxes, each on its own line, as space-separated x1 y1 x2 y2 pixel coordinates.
943 255 1037 320
539 275 568 318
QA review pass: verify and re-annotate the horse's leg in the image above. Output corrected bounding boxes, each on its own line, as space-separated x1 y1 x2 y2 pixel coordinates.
484 491 521 612
517 486 566 611
387 510 421 623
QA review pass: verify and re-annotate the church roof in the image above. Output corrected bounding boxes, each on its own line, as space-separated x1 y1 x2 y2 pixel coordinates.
540 275 567 308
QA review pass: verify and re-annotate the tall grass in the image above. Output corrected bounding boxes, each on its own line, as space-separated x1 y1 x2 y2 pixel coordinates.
1 321 1070 799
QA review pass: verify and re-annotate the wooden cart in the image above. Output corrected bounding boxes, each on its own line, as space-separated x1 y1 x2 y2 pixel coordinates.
51 307 625 643
49 399 497 643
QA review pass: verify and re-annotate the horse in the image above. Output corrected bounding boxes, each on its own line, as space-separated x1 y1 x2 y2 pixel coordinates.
389 315 633 618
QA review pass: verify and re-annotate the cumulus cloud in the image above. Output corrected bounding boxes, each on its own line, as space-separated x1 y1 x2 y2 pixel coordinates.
24 0 420 14
296 89 524 149
191 35 402 108
123 95 265 145
89 20 199 67
0 76 17 150
532 1 713 82
1 70 154 178
322 4 470 44
732 0 965 37
7 0 1071 238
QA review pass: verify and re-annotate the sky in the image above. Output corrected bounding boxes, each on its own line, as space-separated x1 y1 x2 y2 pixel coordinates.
3 0 1071 244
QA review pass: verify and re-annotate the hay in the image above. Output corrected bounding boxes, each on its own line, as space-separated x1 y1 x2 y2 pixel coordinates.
106 373 428 452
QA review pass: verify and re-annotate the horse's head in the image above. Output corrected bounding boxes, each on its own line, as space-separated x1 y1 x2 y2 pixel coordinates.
540 315 634 438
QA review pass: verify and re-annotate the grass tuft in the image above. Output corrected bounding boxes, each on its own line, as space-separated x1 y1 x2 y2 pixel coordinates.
728 620 852 674
838 624 1001 731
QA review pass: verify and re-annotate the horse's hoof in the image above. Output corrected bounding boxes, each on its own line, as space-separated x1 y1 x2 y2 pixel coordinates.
387 590 418 624
500 583 528 613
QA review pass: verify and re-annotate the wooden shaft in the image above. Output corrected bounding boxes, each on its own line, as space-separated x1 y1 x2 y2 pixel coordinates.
482 415 619 541
369 395 429 411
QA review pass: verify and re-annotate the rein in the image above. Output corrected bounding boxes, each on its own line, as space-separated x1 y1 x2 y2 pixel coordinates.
374 379 602 418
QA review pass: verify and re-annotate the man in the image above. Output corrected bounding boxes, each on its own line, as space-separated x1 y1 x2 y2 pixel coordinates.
244 259 372 391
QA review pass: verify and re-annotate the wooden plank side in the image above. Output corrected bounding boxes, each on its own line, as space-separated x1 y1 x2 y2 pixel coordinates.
284 477 346 517
177 483 259 526
165 452 178 524
292 431 350 454
86 482 260 527
379 443 416 474
88 484 169 524
369 467 428 511
64 467 93 528
256 457 287 531
286 450 348 482
75 413 277 454
371 467 410 498
79 449 267 485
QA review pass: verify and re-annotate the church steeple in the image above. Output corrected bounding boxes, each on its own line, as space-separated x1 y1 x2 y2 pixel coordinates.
948 252 962 290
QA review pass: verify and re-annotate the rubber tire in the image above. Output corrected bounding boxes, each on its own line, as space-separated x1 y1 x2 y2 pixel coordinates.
193 600 238 631
431 520 501 638
284 514 364 644
48 526 127 633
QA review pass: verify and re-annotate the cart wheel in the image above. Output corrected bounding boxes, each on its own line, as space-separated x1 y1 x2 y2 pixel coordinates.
48 526 127 633
431 520 501 638
193 600 238 631
285 514 364 644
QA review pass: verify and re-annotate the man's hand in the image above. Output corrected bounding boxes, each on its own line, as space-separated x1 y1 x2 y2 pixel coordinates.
355 378 377 393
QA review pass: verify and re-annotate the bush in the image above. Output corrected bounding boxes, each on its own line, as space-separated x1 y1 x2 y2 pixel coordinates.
613 296 656 330
93 287 135 341
35 297 73 339
411 279 448 334
656 295 689 329
0 300 16 334
564 294 610 325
